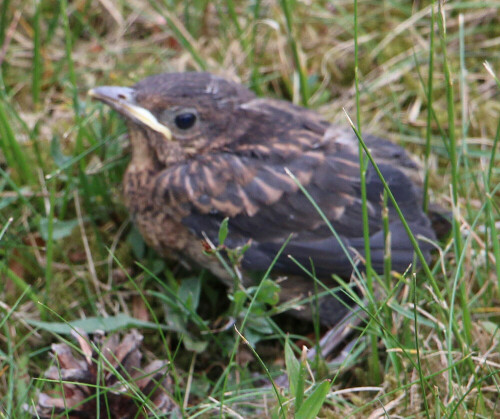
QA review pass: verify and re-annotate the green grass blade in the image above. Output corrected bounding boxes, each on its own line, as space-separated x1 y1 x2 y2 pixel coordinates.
422 1 436 212
0 100 35 185
235 327 286 419
279 0 309 105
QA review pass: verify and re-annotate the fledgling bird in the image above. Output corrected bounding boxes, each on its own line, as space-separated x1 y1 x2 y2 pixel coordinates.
89 72 439 326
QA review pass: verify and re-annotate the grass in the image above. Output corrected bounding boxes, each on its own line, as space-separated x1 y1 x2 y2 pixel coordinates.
1 0 499 417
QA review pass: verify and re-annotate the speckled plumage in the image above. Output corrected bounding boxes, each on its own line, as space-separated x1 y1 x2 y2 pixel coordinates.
90 72 440 326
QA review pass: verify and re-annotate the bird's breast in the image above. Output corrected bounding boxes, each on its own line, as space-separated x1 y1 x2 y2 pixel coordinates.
123 167 237 285
123 168 189 253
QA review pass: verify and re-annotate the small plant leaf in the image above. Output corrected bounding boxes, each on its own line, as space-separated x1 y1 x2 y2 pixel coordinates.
294 346 307 411
178 277 201 311
127 226 146 259
218 217 229 245
231 289 247 314
284 336 300 395
0 195 17 210
255 278 280 305
182 334 209 353
244 316 274 346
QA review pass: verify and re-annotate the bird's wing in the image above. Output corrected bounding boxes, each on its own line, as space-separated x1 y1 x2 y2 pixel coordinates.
152 99 435 276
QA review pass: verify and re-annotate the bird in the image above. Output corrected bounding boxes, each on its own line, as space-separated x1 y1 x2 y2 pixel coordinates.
89 72 441 326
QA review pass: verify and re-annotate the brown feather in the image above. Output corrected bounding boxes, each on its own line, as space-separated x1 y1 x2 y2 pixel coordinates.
91 71 446 325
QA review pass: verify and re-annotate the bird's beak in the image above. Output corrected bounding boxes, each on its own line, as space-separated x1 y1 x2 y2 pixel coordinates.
88 86 172 141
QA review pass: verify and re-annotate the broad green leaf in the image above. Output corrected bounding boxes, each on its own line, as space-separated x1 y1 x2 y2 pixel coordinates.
295 380 331 419
50 135 72 167
39 217 78 241
27 313 174 334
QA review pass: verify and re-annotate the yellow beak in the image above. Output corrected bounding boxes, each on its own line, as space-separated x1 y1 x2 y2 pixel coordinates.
89 86 172 141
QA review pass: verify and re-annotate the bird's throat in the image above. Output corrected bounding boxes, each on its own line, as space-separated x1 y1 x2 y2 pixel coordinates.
127 127 158 172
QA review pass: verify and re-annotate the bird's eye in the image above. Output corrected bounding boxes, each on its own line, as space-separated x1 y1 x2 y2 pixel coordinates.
174 113 197 130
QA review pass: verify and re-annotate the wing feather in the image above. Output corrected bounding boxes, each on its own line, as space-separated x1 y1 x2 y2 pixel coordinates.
153 99 435 277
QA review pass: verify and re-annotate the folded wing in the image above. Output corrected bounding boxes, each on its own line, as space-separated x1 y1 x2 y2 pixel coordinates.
152 99 435 277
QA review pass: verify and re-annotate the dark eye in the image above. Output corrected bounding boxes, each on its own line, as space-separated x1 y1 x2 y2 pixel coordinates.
174 112 197 130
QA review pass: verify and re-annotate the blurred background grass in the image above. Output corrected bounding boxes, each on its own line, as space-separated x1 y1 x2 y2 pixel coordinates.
0 0 499 417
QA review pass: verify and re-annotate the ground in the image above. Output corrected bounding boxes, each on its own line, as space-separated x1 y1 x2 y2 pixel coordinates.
0 0 499 417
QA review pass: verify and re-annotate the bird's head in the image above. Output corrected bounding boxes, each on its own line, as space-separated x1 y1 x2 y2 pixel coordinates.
89 72 255 165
